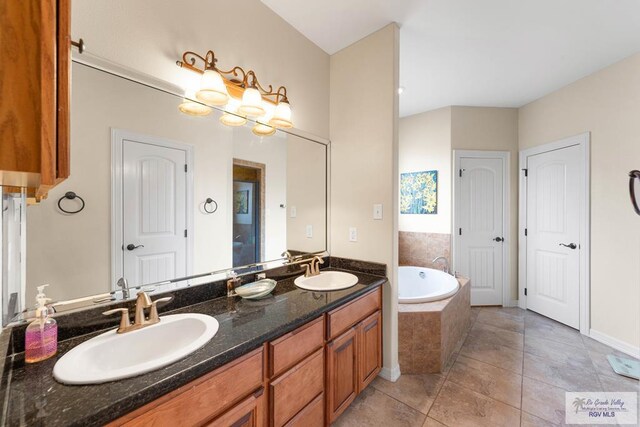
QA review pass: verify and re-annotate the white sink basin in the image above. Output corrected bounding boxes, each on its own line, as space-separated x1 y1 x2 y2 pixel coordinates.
294 271 359 291
53 313 219 385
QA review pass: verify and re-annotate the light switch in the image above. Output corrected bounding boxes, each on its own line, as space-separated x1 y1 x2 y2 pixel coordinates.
290 206 297 218
373 204 383 220
349 227 357 242
306 225 313 238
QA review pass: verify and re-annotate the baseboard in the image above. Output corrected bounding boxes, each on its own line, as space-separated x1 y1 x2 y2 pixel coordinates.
589 329 640 359
378 364 401 382
504 299 519 308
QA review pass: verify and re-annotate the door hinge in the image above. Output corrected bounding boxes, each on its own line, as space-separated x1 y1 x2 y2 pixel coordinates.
459 228 462 236
184 229 187 238
524 288 528 296
524 228 528 236
184 164 188 173
459 169 463 177
522 168 528 177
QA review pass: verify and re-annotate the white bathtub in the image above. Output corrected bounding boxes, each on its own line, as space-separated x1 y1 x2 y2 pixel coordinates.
398 266 459 303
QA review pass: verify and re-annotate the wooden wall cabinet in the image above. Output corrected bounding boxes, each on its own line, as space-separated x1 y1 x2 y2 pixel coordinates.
0 0 71 201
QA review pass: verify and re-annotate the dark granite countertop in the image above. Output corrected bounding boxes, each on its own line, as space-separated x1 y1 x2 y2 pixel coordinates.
0 262 386 426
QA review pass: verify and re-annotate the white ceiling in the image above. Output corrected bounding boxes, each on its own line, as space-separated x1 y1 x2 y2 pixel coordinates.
261 0 640 117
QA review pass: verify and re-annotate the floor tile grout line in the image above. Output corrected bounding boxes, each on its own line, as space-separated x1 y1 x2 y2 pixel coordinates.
443 374 523 412
368 384 431 420
423 308 479 426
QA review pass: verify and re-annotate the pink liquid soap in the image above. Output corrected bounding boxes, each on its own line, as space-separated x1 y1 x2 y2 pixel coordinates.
25 320 58 363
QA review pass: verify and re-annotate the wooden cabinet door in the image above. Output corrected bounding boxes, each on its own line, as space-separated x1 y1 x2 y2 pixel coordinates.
0 0 70 199
357 311 382 392
206 390 265 427
326 327 358 424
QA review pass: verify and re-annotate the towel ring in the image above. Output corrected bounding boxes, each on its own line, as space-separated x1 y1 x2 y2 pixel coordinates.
204 197 218 214
57 191 85 214
629 170 640 216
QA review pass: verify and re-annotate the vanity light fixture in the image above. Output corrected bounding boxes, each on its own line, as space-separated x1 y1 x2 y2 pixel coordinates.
219 98 247 127
176 50 293 134
178 90 213 116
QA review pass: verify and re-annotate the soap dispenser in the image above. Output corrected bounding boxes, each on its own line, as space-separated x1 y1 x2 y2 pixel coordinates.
25 284 58 363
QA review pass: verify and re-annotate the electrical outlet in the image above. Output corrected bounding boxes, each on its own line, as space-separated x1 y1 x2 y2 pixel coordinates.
306 225 313 238
349 227 357 242
373 204 383 220
290 206 297 218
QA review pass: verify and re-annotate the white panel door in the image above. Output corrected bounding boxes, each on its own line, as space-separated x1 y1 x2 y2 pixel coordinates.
526 145 581 328
122 140 187 286
457 157 505 305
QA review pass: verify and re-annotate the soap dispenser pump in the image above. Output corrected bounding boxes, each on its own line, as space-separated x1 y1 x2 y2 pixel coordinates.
25 284 58 363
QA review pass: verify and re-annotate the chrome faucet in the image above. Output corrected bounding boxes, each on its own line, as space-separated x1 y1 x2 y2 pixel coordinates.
303 256 325 277
432 256 451 275
116 277 130 299
102 291 172 334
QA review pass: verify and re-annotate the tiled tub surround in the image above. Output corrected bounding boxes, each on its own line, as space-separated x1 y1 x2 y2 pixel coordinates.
399 278 471 373
0 258 386 426
399 231 451 269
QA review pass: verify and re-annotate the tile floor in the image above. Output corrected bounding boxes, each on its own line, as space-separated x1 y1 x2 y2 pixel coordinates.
335 306 640 427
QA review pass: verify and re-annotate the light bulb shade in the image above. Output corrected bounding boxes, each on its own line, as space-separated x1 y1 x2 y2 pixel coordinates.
268 101 293 128
220 112 247 127
238 87 266 117
252 123 276 137
178 98 212 116
196 70 229 105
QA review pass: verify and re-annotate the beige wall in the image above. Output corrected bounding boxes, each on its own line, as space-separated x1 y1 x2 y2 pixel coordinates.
519 53 640 350
399 107 452 234
451 107 519 302
330 24 400 377
72 0 330 139
286 139 328 253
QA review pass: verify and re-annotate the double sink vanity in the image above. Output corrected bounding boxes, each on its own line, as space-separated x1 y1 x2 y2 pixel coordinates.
0 258 386 426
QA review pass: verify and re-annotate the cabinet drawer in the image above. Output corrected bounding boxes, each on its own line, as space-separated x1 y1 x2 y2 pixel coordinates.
269 317 323 378
270 348 324 427
284 393 324 427
206 389 265 427
327 287 381 340
114 348 264 427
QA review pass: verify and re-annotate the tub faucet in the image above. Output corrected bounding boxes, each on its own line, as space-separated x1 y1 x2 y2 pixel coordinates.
432 257 451 275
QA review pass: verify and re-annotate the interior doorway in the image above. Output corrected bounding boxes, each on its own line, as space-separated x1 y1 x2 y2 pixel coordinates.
519 133 590 332
111 129 194 288
453 150 510 306
232 159 265 267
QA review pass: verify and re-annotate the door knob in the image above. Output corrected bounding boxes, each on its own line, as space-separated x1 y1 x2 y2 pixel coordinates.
493 237 504 242
559 243 577 250
126 244 144 251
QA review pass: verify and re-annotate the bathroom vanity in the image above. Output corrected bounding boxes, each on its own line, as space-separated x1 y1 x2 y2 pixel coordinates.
0 260 386 426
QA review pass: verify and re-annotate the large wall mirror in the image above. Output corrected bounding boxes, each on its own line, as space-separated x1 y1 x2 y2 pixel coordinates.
19 61 328 310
